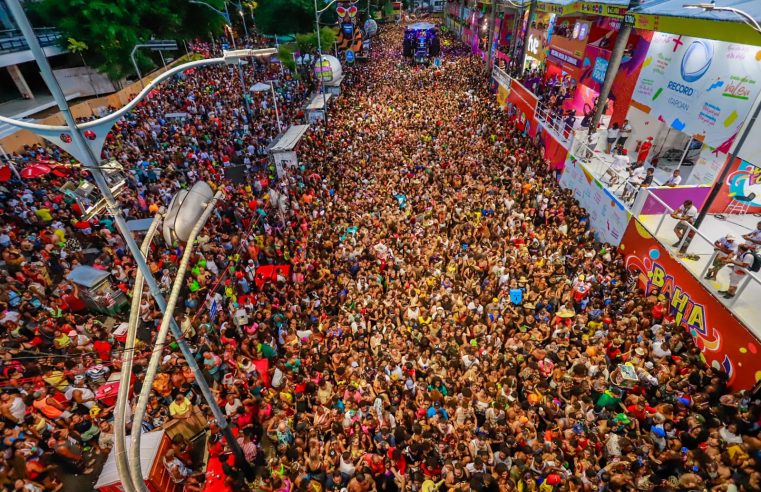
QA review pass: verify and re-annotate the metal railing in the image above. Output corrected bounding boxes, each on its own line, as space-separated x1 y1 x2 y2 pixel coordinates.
535 101 575 147
637 187 761 322
0 27 61 54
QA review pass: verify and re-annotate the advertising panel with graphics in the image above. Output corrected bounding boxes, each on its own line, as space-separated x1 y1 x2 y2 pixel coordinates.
559 156 630 246
335 2 363 61
506 79 538 137
547 18 589 79
619 219 761 389
707 157 761 214
575 20 653 126
631 32 761 150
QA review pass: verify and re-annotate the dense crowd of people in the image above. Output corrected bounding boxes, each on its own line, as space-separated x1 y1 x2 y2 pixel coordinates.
0 19 760 492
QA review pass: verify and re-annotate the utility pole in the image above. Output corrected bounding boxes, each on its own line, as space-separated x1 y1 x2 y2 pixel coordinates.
518 0 536 78
588 0 641 133
485 0 497 73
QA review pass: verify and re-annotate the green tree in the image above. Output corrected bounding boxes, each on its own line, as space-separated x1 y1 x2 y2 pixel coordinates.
294 27 336 55
31 0 225 79
67 37 101 97
255 0 313 36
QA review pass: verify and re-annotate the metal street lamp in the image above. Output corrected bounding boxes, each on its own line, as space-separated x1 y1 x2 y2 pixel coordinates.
251 81 283 132
130 40 178 89
314 0 350 126
239 9 250 39
0 0 277 483
683 3 761 33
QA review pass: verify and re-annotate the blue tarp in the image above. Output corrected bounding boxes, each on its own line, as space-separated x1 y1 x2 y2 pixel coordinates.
631 0 761 25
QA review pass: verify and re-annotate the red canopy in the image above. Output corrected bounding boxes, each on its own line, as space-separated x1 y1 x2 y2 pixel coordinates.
0 166 11 182
20 163 51 179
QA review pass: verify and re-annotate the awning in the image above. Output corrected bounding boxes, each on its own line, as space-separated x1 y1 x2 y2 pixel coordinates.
629 0 761 45
268 125 310 153
306 93 333 111
95 430 165 489
66 265 111 289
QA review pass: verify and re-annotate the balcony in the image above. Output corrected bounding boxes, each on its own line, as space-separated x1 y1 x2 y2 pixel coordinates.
0 27 65 68
0 27 61 54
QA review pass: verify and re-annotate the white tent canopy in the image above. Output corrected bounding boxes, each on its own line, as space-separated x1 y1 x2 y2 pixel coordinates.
306 93 333 111
95 429 165 489
269 125 310 153
250 82 272 92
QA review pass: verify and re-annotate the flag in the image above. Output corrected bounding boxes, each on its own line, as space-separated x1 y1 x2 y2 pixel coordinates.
210 298 219 321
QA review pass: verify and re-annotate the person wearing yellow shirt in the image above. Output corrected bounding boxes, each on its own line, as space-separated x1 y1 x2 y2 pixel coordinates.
169 394 192 420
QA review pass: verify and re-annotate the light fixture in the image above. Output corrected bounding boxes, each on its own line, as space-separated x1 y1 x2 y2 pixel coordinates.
683 2 761 33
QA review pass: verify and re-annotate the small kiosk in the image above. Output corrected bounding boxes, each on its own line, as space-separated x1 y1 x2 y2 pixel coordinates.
66 265 128 315
267 124 310 177
306 93 333 124
325 75 345 96
95 430 178 492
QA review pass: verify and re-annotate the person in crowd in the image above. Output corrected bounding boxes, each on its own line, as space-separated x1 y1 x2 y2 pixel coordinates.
705 233 738 280
0 21 758 492
671 199 697 247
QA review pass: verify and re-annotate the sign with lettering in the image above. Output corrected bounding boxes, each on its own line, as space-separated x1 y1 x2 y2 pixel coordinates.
631 32 761 150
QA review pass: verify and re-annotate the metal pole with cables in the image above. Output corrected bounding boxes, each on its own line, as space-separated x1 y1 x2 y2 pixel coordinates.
114 215 162 492
3 0 247 475
129 192 246 491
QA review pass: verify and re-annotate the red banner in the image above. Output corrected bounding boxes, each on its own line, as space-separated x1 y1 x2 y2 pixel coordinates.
506 80 538 137
619 219 761 389
541 127 569 171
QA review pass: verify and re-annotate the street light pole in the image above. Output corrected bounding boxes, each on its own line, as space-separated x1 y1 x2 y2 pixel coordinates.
271 82 283 132
240 9 250 39
3 0 249 473
315 0 342 127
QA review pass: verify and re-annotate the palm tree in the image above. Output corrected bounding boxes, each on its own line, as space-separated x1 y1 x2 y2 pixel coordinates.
67 37 100 98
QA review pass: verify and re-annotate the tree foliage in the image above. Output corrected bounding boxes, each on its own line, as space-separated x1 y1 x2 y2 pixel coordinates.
294 27 336 55
31 0 226 79
255 0 316 36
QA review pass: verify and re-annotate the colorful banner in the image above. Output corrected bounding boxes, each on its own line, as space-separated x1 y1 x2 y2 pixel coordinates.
619 219 761 389
637 185 712 215
525 27 549 65
579 26 652 126
541 127 569 172
506 79 538 137
559 156 630 246
707 157 761 214
631 32 761 150
547 21 589 74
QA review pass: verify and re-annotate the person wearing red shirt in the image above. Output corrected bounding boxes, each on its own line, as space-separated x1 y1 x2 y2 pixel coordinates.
93 337 112 361
627 400 657 421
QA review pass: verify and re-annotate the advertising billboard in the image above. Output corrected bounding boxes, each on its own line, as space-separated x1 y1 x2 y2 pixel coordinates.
631 32 761 150
559 156 630 246
619 219 761 389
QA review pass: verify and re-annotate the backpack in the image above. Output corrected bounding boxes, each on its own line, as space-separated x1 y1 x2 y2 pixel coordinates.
750 251 761 273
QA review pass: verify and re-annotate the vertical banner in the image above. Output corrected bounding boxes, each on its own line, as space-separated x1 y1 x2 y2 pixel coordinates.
541 126 569 172
506 79 538 137
619 218 761 389
631 32 761 149
558 156 630 245
708 157 761 214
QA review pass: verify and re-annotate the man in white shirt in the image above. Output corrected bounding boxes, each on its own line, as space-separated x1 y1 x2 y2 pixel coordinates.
663 169 682 187
670 200 697 248
604 148 630 187
742 221 761 247
705 234 738 280
720 243 755 299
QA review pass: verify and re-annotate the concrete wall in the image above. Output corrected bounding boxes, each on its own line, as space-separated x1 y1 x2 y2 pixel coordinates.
0 62 179 154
